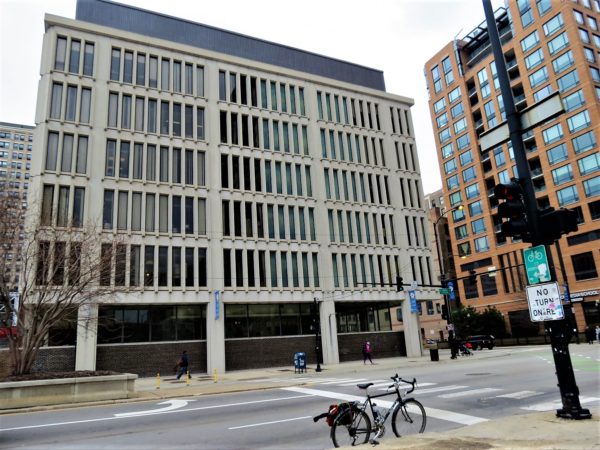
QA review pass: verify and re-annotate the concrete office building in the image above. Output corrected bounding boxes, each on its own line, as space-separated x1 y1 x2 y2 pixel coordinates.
26 0 435 375
425 0 600 338
0 122 35 291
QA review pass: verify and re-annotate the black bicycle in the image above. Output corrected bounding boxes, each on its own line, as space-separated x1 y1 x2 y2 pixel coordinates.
330 374 426 447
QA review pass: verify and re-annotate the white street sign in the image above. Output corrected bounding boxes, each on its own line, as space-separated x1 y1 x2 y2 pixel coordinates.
410 280 418 289
526 282 564 322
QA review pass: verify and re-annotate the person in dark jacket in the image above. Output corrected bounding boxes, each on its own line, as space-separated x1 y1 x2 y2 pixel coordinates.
176 350 189 380
585 326 595 344
362 341 374 364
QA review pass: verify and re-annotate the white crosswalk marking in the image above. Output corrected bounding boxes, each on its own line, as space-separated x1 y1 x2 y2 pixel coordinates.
377 381 436 391
497 390 543 399
413 385 468 395
521 396 600 412
338 379 387 386
438 388 502 398
320 378 366 385
281 386 488 425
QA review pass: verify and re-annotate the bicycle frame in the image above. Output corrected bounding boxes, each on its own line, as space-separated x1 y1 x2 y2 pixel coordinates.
360 384 403 425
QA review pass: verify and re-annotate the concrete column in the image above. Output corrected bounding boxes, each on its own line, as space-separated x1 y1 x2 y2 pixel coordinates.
206 293 226 375
75 303 99 371
319 298 339 365
401 298 423 357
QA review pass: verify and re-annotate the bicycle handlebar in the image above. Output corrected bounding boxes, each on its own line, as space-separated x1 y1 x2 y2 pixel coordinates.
388 373 416 394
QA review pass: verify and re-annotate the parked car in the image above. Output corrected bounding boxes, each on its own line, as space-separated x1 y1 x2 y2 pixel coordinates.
466 334 495 350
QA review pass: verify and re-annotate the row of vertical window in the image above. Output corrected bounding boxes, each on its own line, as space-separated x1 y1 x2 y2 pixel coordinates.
394 141 419 172
102 190 207 236
398 177 423 209
430 56 455 95
223 248 320 289
219 111 309 155
320 128 388 167
104 140 206 187
222 200 316 242
323 168 391 206
0 142 33 151
220 154 313 197
45 131 88 175
107 93 206 140
100 244 208 289
328 209 399 246
49 82 92 124
390 106 413 136
218 70 306 116
40 185 85 228
0 132 32 141
54 36 94 77
316 91 382 132
110 47 205 97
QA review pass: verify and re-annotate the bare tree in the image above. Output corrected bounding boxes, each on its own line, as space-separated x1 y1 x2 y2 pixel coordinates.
0 183 118 375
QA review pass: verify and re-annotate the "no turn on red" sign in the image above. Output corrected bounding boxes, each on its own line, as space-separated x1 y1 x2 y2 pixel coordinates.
526 282 564 322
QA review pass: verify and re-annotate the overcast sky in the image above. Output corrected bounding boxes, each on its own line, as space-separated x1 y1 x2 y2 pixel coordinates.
0 0 504 194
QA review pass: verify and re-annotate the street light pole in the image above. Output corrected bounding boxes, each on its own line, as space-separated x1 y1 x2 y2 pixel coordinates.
433 205 462 338
313 297 322 372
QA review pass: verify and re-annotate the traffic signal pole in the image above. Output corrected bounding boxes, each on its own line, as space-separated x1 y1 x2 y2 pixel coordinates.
482 0 590 420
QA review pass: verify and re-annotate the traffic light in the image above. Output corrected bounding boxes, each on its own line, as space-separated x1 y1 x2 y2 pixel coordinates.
536 207 578 245
396 276 404 292
494 179 529 239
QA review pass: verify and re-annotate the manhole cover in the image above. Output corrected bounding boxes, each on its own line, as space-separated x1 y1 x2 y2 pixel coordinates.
465 372 492 376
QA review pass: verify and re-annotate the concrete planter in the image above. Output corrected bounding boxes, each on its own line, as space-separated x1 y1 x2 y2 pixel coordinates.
0 373 137 410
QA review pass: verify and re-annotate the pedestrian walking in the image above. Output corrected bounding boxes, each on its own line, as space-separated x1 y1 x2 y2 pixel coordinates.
175 350 189 380
449 335 459 359
595 326 600 343
584 326 595 344
362 341 374 364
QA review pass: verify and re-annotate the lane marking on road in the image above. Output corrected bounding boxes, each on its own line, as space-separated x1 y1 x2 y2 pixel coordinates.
281 387 488 425
496 391 543 399
412 385 468 395
228 415 312 430
0 394 314 432
438 388 502 399
115 399 194 417
521 396 600 412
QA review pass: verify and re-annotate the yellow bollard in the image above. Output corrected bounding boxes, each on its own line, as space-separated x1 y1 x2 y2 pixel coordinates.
213 368 218 383
156 372 161 389
186 370 190 386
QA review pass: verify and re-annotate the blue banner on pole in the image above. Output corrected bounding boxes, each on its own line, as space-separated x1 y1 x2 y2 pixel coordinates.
408 290 418 313
215 290 220 320
448 281 456 301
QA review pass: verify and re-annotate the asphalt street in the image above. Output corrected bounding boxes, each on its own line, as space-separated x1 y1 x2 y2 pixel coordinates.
1 345 598 449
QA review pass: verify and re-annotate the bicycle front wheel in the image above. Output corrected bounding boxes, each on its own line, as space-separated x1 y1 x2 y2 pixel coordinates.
391 398 426 437
330 408 371 448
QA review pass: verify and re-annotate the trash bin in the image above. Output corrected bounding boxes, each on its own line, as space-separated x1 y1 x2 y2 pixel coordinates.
429 348 439 362
294 352 306 373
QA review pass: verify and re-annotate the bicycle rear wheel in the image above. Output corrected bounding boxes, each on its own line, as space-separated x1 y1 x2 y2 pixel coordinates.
330 409 371 447
391 398 426 437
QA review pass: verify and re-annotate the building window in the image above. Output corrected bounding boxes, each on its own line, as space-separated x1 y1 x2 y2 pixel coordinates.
563 90 585 112
572 131 596 154
542 123 563 145
547 31 569 55
571 252 598 280
557 70 579 93
551 164 573 185
556 185 579 206
55 36 67 71
567 110 591 133
474 236 489 252
583 176 600 198
529 66 549 88
521 30 540 52
546 143 569 165
578 153 600 176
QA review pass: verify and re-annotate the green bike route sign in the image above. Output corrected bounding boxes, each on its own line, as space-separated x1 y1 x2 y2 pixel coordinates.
523 245 551 285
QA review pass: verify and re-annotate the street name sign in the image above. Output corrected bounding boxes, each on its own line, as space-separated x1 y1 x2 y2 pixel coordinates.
439 288 450 295
523 245 551 284
526 282 564 322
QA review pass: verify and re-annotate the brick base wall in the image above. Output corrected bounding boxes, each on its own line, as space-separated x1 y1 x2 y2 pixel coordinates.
338 332 406 362
225 336 317 370
97 341 206 377
0 347 75 378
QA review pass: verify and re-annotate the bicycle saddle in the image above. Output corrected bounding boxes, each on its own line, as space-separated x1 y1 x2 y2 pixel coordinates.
357 382 373 389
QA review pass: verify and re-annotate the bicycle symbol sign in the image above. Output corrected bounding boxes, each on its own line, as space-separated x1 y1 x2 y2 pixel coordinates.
523 245 550 285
